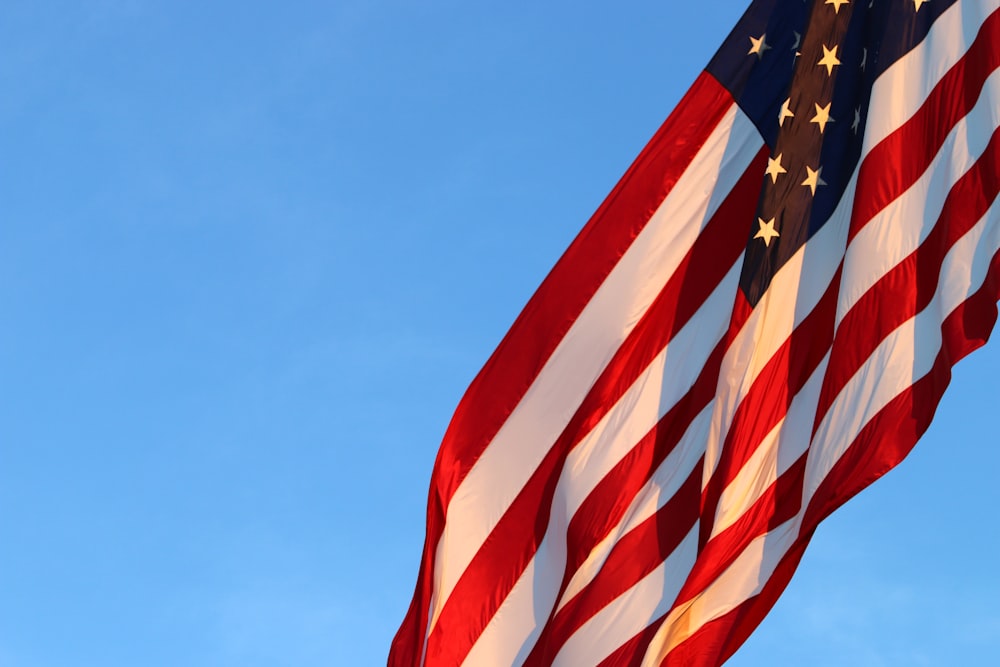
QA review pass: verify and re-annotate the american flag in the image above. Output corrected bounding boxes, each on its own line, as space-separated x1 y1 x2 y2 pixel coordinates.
390 1 1000 665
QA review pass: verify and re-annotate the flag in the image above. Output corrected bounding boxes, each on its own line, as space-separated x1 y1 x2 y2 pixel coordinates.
390 1 1000 665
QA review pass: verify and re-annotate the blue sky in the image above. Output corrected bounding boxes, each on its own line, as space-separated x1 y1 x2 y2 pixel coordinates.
2 2 998 666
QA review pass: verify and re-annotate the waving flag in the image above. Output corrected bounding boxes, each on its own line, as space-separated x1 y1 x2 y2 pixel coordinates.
391 1 1000 665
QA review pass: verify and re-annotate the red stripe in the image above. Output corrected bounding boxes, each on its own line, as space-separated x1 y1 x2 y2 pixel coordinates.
662 238 1000 666
562 344 720 582
550 145 767 469
522 464 702 667
659 533 813 667
522 302 750 664
664 248 1000 667
556 210 1000 667
699 265 842 549
528 279 828 663
536 452 804 666
389 72 737 667
848 9 1000 243
393 13 1000 667
596 621 663 667
521 295 754 665
680 454 807 609
815 127 1000 431
422 141 765 667
657 27 1000 662
589 533 813 667
558 237 756 591
805 247 1000 530
658 246 1000 667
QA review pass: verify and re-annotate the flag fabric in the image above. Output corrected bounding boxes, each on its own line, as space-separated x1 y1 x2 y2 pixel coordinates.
391 1 1000 665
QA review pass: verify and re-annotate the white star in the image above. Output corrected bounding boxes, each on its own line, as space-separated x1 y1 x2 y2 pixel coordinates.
860 47 868 70
755 217 780 246
852 107 861 133
810 102 834 133
914 0 929 10
749 33 771 59
826 0 850 13
765 153 787 183
791 31 802 51
802 166 827 195
818 44 842 75
778 98 795 127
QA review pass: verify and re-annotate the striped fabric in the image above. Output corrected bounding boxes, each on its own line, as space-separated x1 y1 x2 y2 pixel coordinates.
390 1 1000 665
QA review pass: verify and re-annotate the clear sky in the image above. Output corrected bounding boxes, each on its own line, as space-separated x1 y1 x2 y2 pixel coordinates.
2 2 998 666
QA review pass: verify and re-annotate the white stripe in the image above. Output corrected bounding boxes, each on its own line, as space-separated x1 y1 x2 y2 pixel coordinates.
704 62 1000 537
628 190 1000 667
676 123 1000 661
459 549 547 667
652 197 1000 666
557 401 712 611
417 6 1000 665
841 67 1000 323
700 26 1000 535
629 23 1000 660
465 259 742 662
710 351 829 539
807 195 1000 503
639 518 801 667
427 104 763 634
701 185 851 487
560 258 742 518
540 9 1000 663
864 0 1000 151
552 527 699 667
580 15 1000 660
463 408 710 664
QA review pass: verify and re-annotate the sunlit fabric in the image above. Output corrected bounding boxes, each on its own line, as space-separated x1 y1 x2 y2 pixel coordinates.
390 2 1000 665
